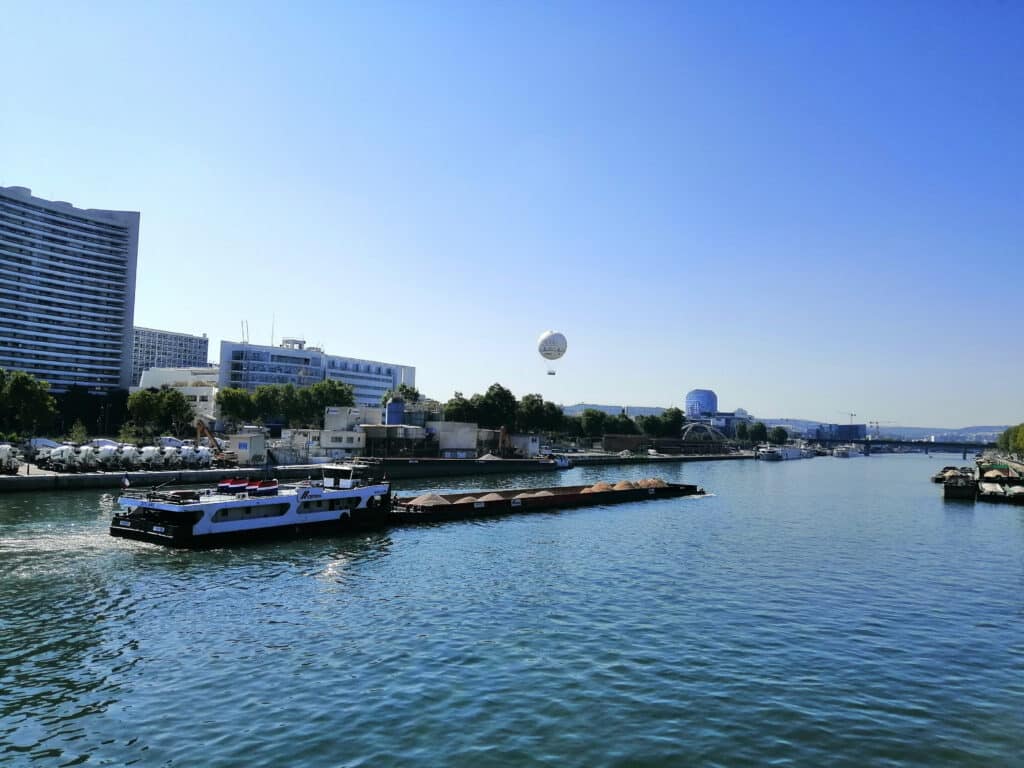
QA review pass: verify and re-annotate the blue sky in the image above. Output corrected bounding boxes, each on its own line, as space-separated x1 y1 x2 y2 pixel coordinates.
2 1 1021 427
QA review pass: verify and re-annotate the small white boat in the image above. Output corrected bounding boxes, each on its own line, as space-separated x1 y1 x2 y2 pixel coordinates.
110 463 390 547
757 444 806 461
833 444 862 458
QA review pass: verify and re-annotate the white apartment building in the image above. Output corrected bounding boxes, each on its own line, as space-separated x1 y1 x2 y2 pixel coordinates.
132 326 209 385
135 366 220 424
218 338 415 406
0 185 139 392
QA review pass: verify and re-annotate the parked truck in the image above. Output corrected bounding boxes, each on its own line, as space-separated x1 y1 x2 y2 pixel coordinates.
0 444 21 475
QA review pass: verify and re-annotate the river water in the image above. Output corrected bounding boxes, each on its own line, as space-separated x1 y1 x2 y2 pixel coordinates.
1 454 1022 766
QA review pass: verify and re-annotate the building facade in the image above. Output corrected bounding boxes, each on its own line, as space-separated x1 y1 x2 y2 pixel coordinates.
811 423 868 441
0 185 139 392
218 338 415 406
135 366 220 424
132 326 209 386
685 389 719 419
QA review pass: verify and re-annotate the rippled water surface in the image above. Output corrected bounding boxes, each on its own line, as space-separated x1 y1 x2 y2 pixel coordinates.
2 455 1022 766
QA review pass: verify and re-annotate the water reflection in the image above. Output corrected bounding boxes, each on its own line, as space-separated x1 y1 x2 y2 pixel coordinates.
1 455 1023 766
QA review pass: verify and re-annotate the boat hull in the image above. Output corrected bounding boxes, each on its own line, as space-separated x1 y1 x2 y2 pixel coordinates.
942 480 977 501
110 506 389 548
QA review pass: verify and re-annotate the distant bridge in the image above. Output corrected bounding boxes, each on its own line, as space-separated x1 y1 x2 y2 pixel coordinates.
813 437 995 457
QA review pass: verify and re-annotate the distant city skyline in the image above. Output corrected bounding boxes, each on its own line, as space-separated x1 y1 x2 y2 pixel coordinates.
2 3 1021 428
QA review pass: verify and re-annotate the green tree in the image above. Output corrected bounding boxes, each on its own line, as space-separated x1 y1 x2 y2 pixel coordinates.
278 384 302 426
217 388 255 428
768 426 789 445
997 427 1011 452
443 392 476 423
475 383 518 430
749 421 768 443
580 409 608 438
127 389 161 438
637 408 685 438
563 415 584 438
637 415 662 437
517 393 546 432
380 383 422 406
735 421 750 441
541 401 564 432
67 419 88 444
661 407 685 437
607 412 638 435
117 423 140 444
306 379 355 423
1012 424 1024 457
0 369 57 436
253 385 284 423
158 388 195 436
56 385 97 434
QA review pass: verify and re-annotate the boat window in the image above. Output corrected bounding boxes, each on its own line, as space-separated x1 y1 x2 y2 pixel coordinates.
212 504 289 523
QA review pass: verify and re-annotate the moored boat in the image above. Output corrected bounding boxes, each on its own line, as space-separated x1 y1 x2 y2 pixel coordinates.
931 466 958 483
943 475 978 501
757 445 805 461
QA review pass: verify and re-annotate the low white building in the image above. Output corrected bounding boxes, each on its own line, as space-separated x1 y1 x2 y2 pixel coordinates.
426 421 478 458
135 366 220 424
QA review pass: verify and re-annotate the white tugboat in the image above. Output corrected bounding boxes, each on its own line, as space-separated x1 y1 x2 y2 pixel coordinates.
110 464 391 547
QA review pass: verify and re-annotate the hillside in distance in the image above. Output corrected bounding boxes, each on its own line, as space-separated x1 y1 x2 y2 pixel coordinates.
559 406 1006 441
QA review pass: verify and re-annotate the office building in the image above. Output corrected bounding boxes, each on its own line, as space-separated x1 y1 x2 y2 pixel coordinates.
218 338 415 406
0 185 139 392
132 326 209 385
685 389 719 419
812 423 868 441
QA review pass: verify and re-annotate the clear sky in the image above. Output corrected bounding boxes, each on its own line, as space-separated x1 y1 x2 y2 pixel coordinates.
2 1 1021 428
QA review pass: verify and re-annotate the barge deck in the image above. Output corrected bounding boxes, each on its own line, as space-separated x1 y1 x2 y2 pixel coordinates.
391 480 705 525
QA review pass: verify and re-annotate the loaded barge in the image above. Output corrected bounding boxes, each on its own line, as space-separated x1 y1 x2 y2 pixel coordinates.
110 464 705 548
391 479 704 524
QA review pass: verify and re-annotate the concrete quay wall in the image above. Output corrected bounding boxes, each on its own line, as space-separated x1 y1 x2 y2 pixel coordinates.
568 452 754 466
0 453 754 494
0 466 319 494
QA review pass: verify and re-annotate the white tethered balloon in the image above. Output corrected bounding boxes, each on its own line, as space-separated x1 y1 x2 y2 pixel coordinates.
537 330 567 375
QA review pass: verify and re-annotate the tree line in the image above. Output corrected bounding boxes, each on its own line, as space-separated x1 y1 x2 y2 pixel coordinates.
0 369 57 440
735 421 789 444
443 384 564 433
215 380 356 429
5 367 803 447
997 424 1024 457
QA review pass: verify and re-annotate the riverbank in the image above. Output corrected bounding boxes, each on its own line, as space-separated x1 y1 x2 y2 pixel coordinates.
568 451 754 466
0 452 755 493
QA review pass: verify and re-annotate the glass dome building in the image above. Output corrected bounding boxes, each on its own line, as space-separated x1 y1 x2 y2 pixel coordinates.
685 389 718 419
